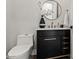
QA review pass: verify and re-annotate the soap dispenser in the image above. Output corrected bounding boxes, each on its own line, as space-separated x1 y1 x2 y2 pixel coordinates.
39 15 46 28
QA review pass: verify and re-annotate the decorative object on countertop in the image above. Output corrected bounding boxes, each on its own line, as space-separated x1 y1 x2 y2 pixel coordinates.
63 9 70 28
57 22 60 28
51 22 54 28
39 15 46 28
54 25 56 28
48 25 50 28
70 26 73 29
60 24 64 28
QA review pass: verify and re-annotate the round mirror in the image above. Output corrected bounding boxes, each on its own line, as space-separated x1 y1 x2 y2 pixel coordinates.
41 0 62 20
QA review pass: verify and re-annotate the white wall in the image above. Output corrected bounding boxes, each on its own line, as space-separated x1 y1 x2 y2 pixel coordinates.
15 0 41 34
6 0 41 55
6 0 17 54
6 0 73 55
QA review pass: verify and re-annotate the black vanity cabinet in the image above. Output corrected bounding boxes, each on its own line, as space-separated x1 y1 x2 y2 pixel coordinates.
37 29 71 59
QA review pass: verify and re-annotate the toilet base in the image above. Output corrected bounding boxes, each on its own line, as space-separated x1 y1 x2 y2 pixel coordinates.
8 50 30 59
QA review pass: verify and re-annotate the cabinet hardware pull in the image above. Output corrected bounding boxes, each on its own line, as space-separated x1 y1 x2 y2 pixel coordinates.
63 37 69 39
44 38 56 40
63 42 69 44
63 47 68 49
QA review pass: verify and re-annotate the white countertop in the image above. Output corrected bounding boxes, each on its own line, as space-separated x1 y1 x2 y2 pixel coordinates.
36 28 71 30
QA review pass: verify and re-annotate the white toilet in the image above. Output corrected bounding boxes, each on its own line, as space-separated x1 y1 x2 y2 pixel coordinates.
8 34 33 59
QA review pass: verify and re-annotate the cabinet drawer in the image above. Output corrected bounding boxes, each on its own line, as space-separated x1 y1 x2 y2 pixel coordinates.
56 55 70 59
62 49 70 54
37 30 57 37
63 39 70 43
63 30 70 36
37 36 62 58
37 38 62 58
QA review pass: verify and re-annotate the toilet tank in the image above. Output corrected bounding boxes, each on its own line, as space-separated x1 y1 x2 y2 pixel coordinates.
17 34 33 46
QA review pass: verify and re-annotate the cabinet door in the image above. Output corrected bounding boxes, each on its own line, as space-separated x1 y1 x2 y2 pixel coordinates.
37 30 63 58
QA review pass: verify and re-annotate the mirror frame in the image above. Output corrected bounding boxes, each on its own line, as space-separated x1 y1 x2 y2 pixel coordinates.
41 0 62 20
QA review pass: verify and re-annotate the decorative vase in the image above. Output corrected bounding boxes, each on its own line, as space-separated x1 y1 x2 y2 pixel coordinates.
63 9 70 28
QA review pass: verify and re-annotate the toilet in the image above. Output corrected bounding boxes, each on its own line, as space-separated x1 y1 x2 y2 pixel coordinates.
8 34 33 59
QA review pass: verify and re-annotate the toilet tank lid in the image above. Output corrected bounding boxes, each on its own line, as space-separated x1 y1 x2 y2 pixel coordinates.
17 33 33 38
8 45 31 56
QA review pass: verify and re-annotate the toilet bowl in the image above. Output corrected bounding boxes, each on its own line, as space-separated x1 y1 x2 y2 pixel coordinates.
8 34 33 59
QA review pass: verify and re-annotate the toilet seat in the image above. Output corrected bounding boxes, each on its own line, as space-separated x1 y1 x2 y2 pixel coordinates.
8 45 31 56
